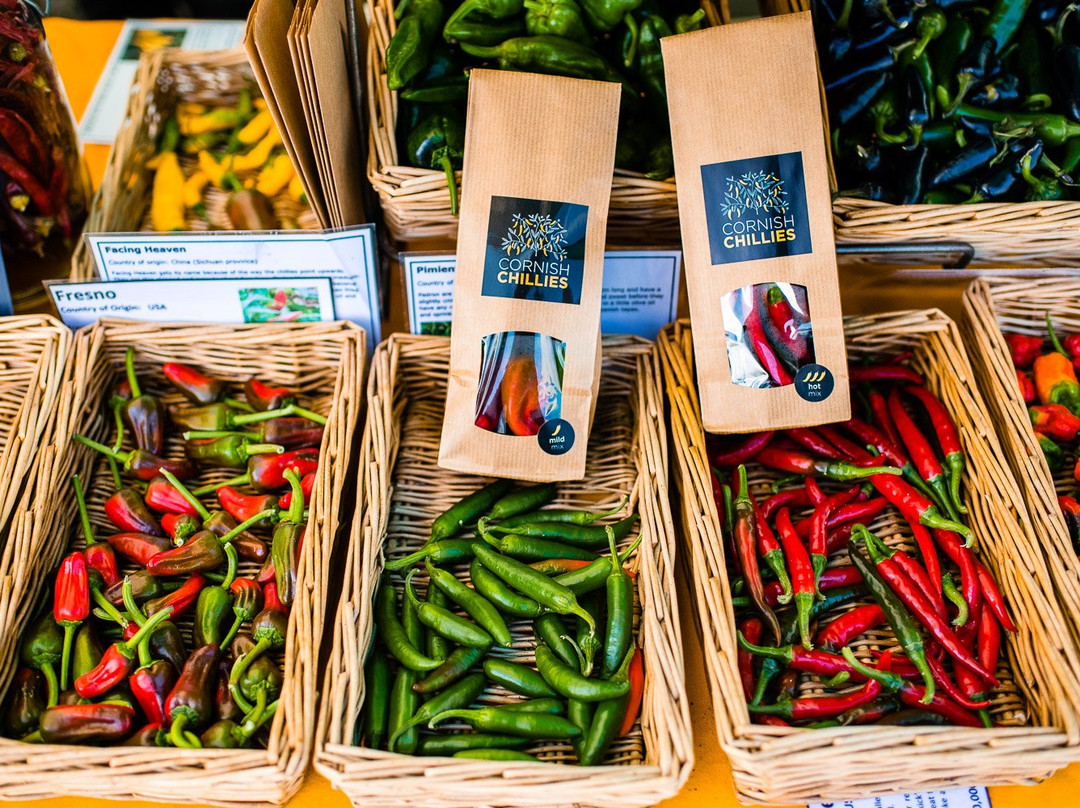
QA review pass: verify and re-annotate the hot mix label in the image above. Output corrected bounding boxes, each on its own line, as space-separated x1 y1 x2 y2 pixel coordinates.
701 151 812 265
481 195 588 305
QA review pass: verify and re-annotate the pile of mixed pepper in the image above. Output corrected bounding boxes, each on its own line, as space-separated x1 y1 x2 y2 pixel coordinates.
364 480 646 763
3 353 326 748
712 359 1017 728
1005 315 1080 555
0 0 89 261
387 0 709 214
149 90 306 233
815 0 1080 203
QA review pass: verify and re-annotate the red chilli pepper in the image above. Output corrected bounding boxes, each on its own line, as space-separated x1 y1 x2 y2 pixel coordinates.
842 417 908 468
808 486 860 584
787 428 846 461
933 528 982 617
245 377 295 411
734 466 781 644
804 476 826 506
1017 370 1036 404
163 362 224 405
774 507 814 649
54 552 89 691
817 424 872 462
973 559 1018 633
1029 404 1080 442
737 618 762 699
74 608 172 698
1005 333 1043 369
888 389 959 522
817 604 885 652
885 536 946 619
145 574 206 619
73 475 121 589
218 486 278 527
796 497 890 541
870 474 972 545
864 534 998 686
104 488 163 537
105 532 174 566
277 471 316 510
745 304 793 386
849 364 924 385
750 488 792 604
760 564 863 605
749 674 882 720
868 389 902 446
761 487 813 521
710 431 775 468
162 513 200 543
144 475 202 516
192 449 320 496
129 660 178 725
905 385 968 519
617 647 644 736
757 447 901 482
911 523 943 612
738 631 869 681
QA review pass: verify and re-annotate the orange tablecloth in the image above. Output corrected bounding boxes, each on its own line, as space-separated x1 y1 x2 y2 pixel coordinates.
32 15 1080 808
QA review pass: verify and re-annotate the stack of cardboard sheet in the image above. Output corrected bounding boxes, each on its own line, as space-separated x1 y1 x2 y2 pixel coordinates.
245 0 367 228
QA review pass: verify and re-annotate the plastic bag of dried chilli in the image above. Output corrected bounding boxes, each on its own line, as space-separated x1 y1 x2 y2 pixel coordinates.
362 479 647 763
708 359 1017 728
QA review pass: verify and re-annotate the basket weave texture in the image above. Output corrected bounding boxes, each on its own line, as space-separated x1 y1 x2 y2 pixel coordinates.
364 0 725 246
757 0 1080 266
71 48 317 281
0 319 365 806
315 333 693 808
0 315 69 548
657 310 1080 805
961 276 1080 671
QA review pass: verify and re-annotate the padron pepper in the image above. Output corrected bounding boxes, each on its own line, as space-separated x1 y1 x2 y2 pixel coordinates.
271 468 306 606
636 13 670 117
462 36 632 98
581 0 642 31
166 643 223 748
119 347 165 455
386 0 445 90
185 435 284 469
524 0 591 45
406 108 465 216
194 543 240 647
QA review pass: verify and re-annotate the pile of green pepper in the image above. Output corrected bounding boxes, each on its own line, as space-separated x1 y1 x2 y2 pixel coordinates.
817 0 1080 203
388 0 709 214
363 479 647 764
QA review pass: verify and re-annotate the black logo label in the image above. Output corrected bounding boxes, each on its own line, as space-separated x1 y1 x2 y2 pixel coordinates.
481 195 588 305
537 418 575 456
794 364 834 402
701 151 812 265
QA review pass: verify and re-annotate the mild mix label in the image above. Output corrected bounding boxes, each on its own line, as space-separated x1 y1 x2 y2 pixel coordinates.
481 195 588 305
701 151 812 265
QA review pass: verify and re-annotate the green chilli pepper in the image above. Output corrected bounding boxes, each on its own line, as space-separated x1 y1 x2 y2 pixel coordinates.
374 577 441 672
428 705 582 739
387 668 421 754
386 0 445 90
483 658 558 699
534 643 630 702
523 0 591 45
362 651 392 749
426 559 512 647
413 645 488 694
404 569 494 649
388 672 486 752
601 526 633 678
470 558 543 617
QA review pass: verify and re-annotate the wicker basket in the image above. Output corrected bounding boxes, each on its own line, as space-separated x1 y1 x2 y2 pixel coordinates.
0 319 365 806
961 276 1080 664
314 333 693 808
365 0 726 246
71 48 318 281
756 1 1080 266
657 310 1080 805
0 315 69 548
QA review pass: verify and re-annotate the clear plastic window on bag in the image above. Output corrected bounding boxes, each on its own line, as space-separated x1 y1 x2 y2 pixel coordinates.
475 331 565 436
722 282 815 388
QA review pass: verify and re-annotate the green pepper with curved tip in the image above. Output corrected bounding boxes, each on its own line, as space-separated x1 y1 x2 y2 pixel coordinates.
406 108 465 215
386 0 445 91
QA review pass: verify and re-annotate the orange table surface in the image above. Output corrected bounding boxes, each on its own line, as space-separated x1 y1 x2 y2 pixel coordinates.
31 15 1080 808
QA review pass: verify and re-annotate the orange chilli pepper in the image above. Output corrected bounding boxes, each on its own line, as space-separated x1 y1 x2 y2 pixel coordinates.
500 356 544 437
617 647 644 736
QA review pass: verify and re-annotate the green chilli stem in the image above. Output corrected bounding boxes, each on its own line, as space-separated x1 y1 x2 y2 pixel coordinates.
157 468 211 522
283 468 305 524
124 347 141 399
91 584 128 626
107 457 123 491
218 509 277 544
72 474 96 546
122 576 146 627
223 397 254 413
222 543 239 588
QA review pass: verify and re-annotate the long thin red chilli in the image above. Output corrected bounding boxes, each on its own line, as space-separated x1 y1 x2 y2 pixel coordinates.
712 431 775 468
817 424 872 461
788 428 846 461
869 389 903 447
932 528 982 615
973 560 1018 633
795 497 887 539
761 488 813 522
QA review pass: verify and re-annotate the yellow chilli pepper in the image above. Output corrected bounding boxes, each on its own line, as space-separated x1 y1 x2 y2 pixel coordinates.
180 107 243 137
256 153 295 197
183 171 210 210
150 152 187 232
287 174 307 205
230 128 283 173
237 110 273 145
197 150 233 188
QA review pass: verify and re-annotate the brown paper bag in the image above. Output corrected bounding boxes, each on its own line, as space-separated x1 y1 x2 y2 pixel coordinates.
663 12 851 433
438 70 620 482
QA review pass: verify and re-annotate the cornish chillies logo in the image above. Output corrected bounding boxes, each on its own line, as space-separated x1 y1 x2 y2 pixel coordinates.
500 213 569 260
701 151 812 265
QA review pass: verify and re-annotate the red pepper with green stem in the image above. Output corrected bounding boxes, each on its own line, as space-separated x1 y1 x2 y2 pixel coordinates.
808 485 860 586
146 507 268 576
841 649 983 727
756 446 901 482
222 578 264 649
748 671 882 720
794 497 889 540
73 606 173 698
1033 337 1080 416
1029 404 1080 441
738 630 870 682
102 476 162 538
972 559 1017 633
817 424 873 463
278 471 315 510
166 643 222 748
161 512 200 543
761 487 813 521
228 603 288 694
144 475 202 516
862 530 998 686
888 389 961 521
145 573 206 620
119 347 165 455
162 362 224 405
737 617 762 699
786 428 846 461
932 528 982 618
72 474 120 589
185 417 324 451
749 488 792 604
192 448 320 497
773 507 815 650
870 473 972 545
757 283 811 373
244 377 295 411
1018 369 1036 404
53 550 89 692
740 564 864 608
73 434 196 483
904 385 968 519
842 414 938 501
733 465 781 645
1005 333 1042 369
105 531 174 566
